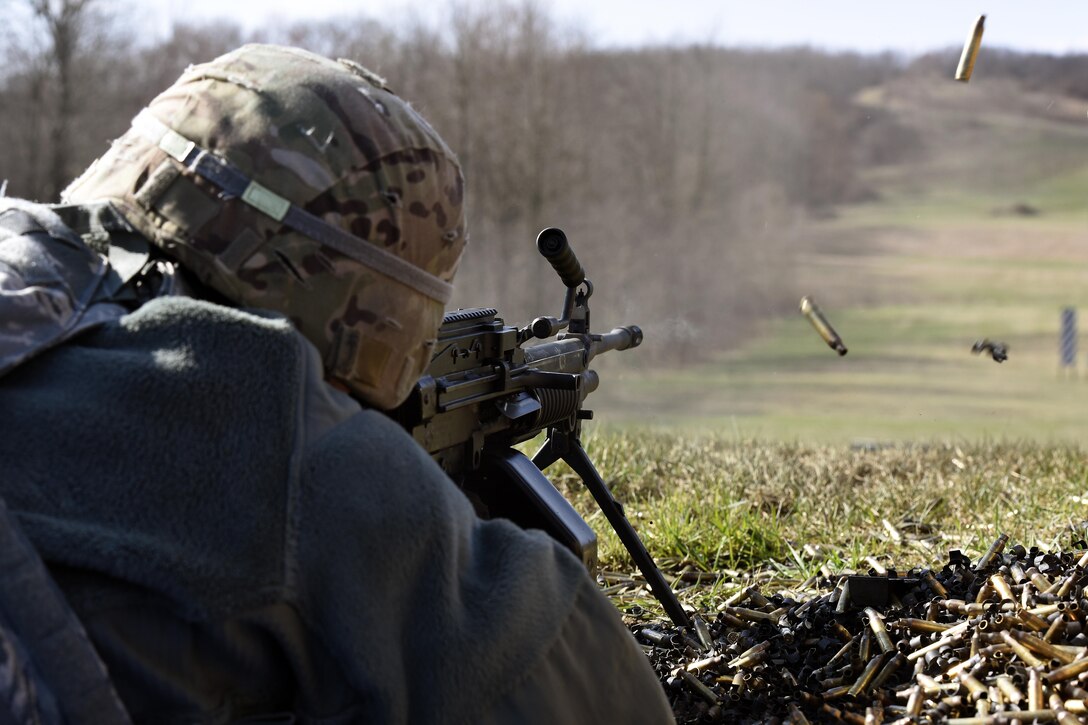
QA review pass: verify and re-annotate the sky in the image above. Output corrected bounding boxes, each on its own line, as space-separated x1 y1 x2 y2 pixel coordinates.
154 0 1088 55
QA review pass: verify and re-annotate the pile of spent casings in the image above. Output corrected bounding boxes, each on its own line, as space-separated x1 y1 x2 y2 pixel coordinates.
632 534 1088 723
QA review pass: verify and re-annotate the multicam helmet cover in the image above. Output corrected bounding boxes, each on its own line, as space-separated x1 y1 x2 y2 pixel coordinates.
63 44 467 409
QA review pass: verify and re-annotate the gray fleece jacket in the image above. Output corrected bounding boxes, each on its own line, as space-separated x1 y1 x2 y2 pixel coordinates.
0 291 673 724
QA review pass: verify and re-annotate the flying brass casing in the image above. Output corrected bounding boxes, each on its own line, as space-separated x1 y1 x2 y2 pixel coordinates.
799 296 848 356
956 15 986 82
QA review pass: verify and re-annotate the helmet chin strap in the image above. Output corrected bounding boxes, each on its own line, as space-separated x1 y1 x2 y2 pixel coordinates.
130 109 454 305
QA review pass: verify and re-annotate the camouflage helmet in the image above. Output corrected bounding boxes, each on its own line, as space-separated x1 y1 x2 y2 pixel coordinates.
63 44 466 409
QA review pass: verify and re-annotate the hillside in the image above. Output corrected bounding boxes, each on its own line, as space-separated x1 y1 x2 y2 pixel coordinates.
593 67 1088 443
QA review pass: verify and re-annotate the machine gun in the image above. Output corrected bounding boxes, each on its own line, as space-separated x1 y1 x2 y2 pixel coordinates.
390 227 689 627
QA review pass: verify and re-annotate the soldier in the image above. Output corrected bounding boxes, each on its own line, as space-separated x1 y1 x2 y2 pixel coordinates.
0 45 673 723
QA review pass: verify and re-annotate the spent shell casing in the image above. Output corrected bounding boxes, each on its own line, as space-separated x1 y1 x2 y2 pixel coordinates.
728 640 770 669
799 297 847 356
1063 683 1088 700
679 669 720 705
640 627 680 648
943 599 969 614
957 670 988 701
976 533 1010 570
848 653 887 698
827 635 858 669
995 674 1024 705
1029 668 1044 709
726 644 770 670
948 710 1051 725
901 617 954 634
836 580 851 614
870 652 907 691
744 586 771 608
681 634 703 652
1026 567 1053 593
717 611 746 629
685 654 726 673
1044 656 1088 685
915 673 944 696
693 615 714 651
1028 603 1061 617
905 684 924 716
1050 692 1083 725
780 667 799 689
787 702 811 725
946 653 982 679
830 621 853 642
820 703 867 725
822 684 851 699
865 556 887 576
724 606 780 623
1000 630 1044 668
908 632 964 662
1013 630 1078 665
955 14 985 82
864 607 897 654
990 573 1016 602
1057 572 1079 598
1018 608 1050 632
858 628 873 663
924 571 949 598
723 589 748 607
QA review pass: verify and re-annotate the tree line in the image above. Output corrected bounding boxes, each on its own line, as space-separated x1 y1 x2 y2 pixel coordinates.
4 1 1085 360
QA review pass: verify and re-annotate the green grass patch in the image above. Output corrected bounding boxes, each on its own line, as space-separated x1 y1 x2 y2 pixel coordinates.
562 432 1088 615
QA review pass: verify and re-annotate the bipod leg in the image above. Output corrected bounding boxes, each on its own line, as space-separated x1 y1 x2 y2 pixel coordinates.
561 443 690 628
530 432 564 471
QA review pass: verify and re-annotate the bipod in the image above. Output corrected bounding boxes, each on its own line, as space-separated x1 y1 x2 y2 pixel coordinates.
533 429 691 628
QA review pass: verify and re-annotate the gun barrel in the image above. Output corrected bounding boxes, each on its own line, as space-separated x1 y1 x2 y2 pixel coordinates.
592 325 643 358
585 325 644 364
523 338 587 370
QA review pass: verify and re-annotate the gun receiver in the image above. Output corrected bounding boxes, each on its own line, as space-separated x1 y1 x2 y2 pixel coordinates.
390 228 688 627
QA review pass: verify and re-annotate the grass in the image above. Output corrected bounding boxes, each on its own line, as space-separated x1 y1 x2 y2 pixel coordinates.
549 432 1088 617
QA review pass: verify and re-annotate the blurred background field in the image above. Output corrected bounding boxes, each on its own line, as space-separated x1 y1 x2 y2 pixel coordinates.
592 71 1088 443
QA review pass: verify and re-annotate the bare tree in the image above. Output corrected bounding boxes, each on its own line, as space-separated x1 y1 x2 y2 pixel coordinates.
0 0 943 362
23 0 100 197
